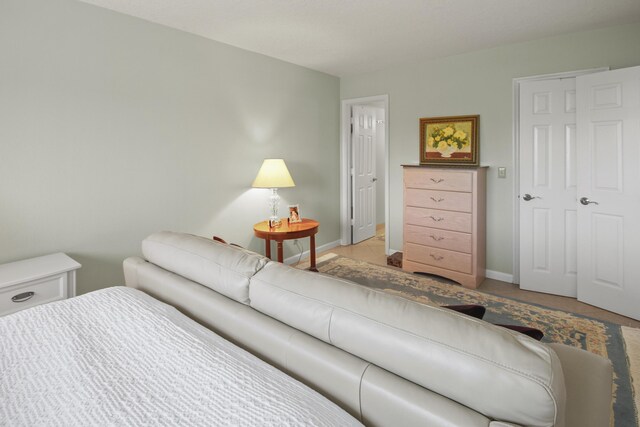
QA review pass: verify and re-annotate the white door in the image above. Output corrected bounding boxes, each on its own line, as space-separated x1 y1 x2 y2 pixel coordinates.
576 66 640 321
519 78 578 297
351 105 377 243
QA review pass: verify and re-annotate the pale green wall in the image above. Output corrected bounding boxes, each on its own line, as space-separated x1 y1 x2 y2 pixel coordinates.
0 0 340 294
340 23 640 277
2 2 639 292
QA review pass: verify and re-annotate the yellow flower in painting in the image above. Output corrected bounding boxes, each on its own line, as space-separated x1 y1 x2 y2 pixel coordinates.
428 137 435 147
443 127 454 137
453 130 467 140
435 136 441 141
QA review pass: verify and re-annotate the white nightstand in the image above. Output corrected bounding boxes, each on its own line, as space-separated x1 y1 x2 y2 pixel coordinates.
0 253 81 317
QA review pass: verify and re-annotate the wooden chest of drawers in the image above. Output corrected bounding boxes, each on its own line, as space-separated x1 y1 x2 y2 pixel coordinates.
402 166 486 288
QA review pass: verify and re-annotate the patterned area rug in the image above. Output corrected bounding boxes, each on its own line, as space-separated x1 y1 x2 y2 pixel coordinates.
306 253 639 427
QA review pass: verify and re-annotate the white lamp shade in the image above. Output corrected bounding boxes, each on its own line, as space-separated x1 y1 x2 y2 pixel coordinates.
252 159 295 188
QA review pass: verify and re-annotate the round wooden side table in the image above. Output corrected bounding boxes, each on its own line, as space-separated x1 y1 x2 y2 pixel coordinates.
253 218 319 272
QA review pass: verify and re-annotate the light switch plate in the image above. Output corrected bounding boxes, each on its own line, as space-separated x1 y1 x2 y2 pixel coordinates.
498 167 507 178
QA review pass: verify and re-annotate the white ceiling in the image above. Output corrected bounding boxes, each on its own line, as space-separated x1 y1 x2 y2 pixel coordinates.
77 0 640 77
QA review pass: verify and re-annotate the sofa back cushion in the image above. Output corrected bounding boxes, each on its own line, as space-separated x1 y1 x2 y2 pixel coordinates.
142 231 268 304
250 262 566 427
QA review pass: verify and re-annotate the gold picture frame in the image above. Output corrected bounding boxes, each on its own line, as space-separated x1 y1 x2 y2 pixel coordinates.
419 115 479 166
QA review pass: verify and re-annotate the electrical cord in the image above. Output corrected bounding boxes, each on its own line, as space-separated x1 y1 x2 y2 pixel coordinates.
294 240 304 265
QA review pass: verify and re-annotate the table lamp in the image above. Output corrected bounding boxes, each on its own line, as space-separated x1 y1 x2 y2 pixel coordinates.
252 159 295 228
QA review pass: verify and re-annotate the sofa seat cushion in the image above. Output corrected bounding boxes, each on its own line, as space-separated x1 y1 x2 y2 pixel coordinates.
142 231 268 304
250 262 566 427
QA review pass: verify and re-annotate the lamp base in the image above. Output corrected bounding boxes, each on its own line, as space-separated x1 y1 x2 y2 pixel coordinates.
268 188 282 228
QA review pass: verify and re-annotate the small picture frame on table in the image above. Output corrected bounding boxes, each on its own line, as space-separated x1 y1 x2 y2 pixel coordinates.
268 219 281 228
288 204 301 223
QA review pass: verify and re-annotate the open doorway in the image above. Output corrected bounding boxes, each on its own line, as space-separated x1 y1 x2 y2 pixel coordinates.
340 95 389 255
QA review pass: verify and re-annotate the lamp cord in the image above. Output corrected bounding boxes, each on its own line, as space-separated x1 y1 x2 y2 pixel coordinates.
295 240 304 265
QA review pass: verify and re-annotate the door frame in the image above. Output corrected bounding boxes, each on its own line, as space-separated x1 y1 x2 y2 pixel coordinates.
340 94 390 254
511 68 608 284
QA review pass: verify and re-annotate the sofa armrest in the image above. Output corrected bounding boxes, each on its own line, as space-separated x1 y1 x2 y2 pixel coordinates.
123 256 146 288
548 343 612 427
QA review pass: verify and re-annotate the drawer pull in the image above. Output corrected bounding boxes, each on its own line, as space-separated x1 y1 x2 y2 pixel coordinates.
430 197 445 203
430 254 444 261
430 178 444 184
430 235 444 241
11 291 35 303
429 216 445 222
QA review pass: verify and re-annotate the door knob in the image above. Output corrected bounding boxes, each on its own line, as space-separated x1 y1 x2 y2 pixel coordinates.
580 197 599 206
371 177 377 182
522 194 540 201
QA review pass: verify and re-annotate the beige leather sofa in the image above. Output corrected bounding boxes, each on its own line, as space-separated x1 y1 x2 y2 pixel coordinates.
123 231 613 427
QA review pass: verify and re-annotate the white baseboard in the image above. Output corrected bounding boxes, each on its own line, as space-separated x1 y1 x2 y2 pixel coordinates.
387 248 402 256
283 240 342 265
485 269 514 284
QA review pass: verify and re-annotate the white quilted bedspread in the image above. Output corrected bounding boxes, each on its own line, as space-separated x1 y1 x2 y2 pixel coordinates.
0 287 361 426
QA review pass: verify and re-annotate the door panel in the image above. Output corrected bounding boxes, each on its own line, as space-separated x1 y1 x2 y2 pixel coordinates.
533 125 551 187
519 78 578 296
352 106 376 243
564 210 577 276
592 121 622 191
577 66 640 320
532 208 550 272
591 214 623 288
565 125 577 188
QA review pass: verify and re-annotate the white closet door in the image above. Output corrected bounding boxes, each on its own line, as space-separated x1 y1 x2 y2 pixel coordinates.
576 66 640 321
351 106 377 244
519 78 578 297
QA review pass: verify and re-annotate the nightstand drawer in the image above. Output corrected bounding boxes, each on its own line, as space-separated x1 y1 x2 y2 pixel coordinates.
405 225 472 253
0 274 67 317
405 188 472 212
404 168 473 192
405 243 472 274
405 206 472 233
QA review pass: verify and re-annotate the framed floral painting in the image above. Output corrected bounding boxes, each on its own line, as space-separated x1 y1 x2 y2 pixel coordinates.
419 115 479 166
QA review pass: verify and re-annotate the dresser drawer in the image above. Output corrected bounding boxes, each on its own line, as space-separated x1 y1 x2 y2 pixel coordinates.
405 188 472 213
405 243 472 274
0 274 67 317
405 225 472 253
404 168 473 192
405 207 472 233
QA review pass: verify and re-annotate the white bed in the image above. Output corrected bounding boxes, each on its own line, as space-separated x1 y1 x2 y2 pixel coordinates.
0 287 361 426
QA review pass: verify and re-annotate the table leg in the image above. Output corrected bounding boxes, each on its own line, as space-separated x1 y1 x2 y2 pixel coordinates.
309 233 318 272
265 238 271 259
277 241 284 263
